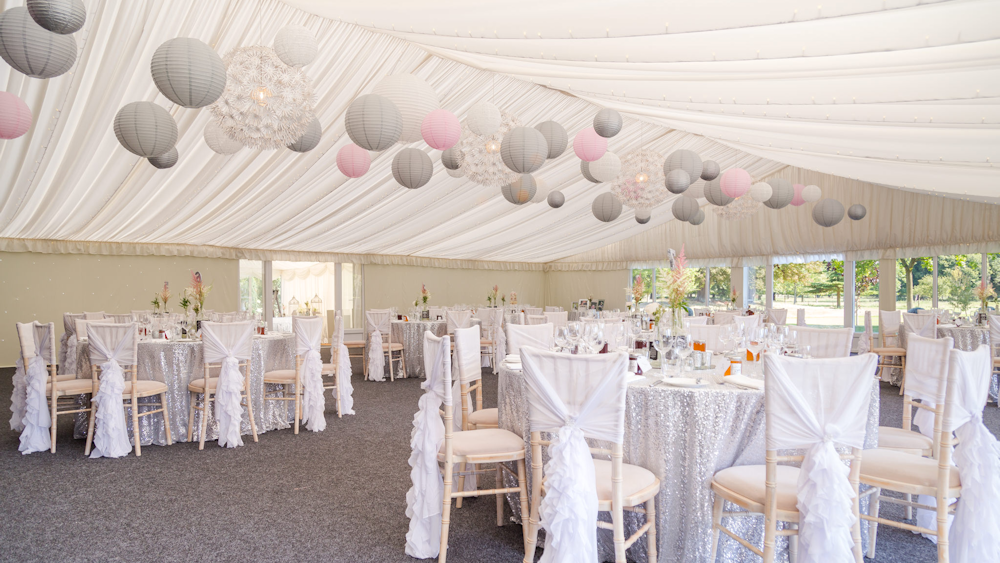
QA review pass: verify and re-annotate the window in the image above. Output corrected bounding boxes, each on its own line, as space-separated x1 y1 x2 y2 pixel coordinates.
747 265 765 307
897 257 934 313
709 267 730 307
935 255 980 317
630 268 654 309
341 263 363 330
772 261 841 328
238 260 264 316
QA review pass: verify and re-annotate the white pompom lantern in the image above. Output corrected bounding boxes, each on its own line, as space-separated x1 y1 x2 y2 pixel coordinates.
749 182 772 202
848 204 867 221
0 7 77 79
720 168 752 199
466 101 501 136
0 92 32 139
27 0 86 34
672 197 699 222
802 184 822 203
790 184 806 207
635 208 651 224
547 190 565 208
392 148 433 189
592 192 622 222
337 144 371 178
812 199 845 227
114 102 177 157
573 127 607 162
589 151 621 182
273 25 318 67
373 74 440 144
421 109 461 150
204 119 242 155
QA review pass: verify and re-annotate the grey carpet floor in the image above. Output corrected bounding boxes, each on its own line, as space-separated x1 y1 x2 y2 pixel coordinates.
0 365 994 562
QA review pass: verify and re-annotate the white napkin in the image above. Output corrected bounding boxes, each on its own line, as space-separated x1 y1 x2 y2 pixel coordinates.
725 374 764 390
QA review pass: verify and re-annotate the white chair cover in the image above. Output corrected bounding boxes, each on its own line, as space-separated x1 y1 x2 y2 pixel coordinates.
683 316 709 327
733 315 761 331
856 311 873 355
797 309 807 326
201 321 255 447
988 315 1000 355
84 311 106 320
520 347 629 563
768 308 788 325
404 332 451 559
527 315 546 325
365 310 390 382
763 352 877 563
507 323 554 354
525 307 543 317
688 324 729 353
903 312 937 338
880 310 902 334
75 317 114 340
545 306 560 312
294 316 325 432
108 313 133 323
59 312 84 375
544 311 569 328
450 325 481 490
692 307 711 317
714 311 738 325
15 323 51 454
791 327 854 358
938 309 954 324
332 313 355 415
445 310 472 334
906 334 953 445
131 310 151 320
87 323 137 458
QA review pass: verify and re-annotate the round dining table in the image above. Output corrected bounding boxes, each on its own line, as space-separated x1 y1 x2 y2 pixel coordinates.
388 318 483 378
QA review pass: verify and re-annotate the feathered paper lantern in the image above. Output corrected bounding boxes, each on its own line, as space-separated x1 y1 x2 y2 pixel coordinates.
467 102 501 136
0 92 32 139
337 144 371 178
421 109 461 150
573 127 607 162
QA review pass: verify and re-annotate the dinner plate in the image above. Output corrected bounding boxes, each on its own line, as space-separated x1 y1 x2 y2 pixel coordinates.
659 377 708 388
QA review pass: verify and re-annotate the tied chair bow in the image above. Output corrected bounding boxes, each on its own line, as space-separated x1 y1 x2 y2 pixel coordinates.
202 324 254 447
15 322 52 454
295 318 326 432
87 327 134 458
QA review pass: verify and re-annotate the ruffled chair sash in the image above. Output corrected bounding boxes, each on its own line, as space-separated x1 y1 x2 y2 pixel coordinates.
338 343 355 415
299 348 325 432
18 356 51 454
9 358 26 432
88 329 134 459
214 356 247 447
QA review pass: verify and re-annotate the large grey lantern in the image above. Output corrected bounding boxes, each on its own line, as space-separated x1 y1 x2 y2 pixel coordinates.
848 204 867 221
501 126 548 173
763 178 794 209
288 116 321 152
534 121 568 159
547 190 565 208
581 161 600 183
813 199 845 227
147 147 178 169
635 208 651 224
593 108 623 138
700 160 721 181
345 94 403 151
672 197 699 221
664 149 703 182
502 174 536 205
150 38 226 109
273 24 318 67
665 169 691 194
0 7 77 79
113 102 177 158
26 0 85 34
689 209 706 225
592 193 623 222
704 177 733 206
392 148 433 189
204 119 242 155
442 147 464 170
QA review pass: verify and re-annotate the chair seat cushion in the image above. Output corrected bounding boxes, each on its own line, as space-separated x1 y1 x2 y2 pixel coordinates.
46 379 95 396
188 377 218 392
480 339 494 346
123 380 168 397
384 342 404 350
877 426 933 454
48 373 77 382
467 408 498 426
593 459 658 501
712 465 802 512
873 347 906 356
263 369 296 383
861 448 960 489
321 363 335 375
344 340 366 348
439 428 523 458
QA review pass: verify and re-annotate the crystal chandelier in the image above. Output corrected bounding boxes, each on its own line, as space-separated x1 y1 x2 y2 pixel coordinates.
713 194 761 221
611 149 666 209
458 110 521 188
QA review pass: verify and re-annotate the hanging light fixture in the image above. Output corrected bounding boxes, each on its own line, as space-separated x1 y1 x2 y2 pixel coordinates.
485 139 501 153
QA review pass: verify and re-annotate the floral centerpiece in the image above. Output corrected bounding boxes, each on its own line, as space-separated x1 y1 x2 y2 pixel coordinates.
159 282 170 312
185 271 212 317
501 294 506 306
631 274 646 307
180 296 191 315
662 246 691 330
487 285 498 306
729 288 738 310
974 281 995 321
420 284 431 309
510 291 518 305
151 295 161 313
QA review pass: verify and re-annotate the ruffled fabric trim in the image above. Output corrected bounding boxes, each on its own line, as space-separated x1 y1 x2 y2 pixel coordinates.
338 344 355 415
538 425 599 563
89 359 132 459
9 358 26 432
299 349 326 432
214 356 245 448
18 357 51 454
367 330 385 382
493 317 506 375
404 391 445 559
795 440 857 563
64 335 78 376
949 415 1000 562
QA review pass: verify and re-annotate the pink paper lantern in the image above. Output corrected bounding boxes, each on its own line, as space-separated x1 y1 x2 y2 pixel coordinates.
420 109 460 150
0 92 32 140
336 144 371 178
790 183 806 206
720 168 752 199
573 127 607 162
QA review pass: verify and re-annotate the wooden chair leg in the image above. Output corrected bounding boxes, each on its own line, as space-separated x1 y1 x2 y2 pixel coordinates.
936 490 949 563
523 461 541 563
160 392 172 445
400 349 407 378
710 495 724 562
899 355 907 395
84 395 96 456
439 459 454 563
49 395 58 453
294 383 301 435
496 464 504 527
198 394 209 450
130 394 141 457
245 389 258 443
516 459 529 555
334 377 342 418
187 391 196 443
645 496 657 562
388 351 395 382
788 526 798 563
867 489 881 559
904 492 913 520
456 462 467 509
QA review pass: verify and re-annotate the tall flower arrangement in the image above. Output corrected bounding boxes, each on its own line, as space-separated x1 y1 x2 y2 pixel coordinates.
184 271 212 316
631 274 646 305
974 281 995 313
159 282 171 311
487 285 499 306
420 284 431 307
663 246 692 329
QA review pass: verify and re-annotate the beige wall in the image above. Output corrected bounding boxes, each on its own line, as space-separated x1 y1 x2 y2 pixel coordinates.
0 252 238 366
544 269 629 312
363 264 546 311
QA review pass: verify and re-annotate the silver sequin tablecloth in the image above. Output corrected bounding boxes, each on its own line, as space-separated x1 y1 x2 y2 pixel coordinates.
498 365 879 563
390 319 481 379
73 334 295 446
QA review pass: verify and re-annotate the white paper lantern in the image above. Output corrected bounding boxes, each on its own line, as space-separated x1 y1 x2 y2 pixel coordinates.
273 24 318 67
529 177 551 203
812 199 845 227
749 182 772 202
593 108 622 138
500 126 548 173
26 0 85 34
763 178 794 209
802 184 822 203
581 160 600 183
441 147 464 170
534 121 567 159
700 160 720 181
147 147 178 169
373 74 439 144
502 174 536 205
704 177 733 206
392 148 433 189
664 149 703 182
689 209 706 225
547 190 565 208
592 193 622 222
467 102 501 136
848 204 867 221
345 94 402 151
683 180 705 200
150 38 226 109
0 7 77 79
204 119 242 155
590 151 621 182
288 116 321 152
635 208 651 224
665 169 691 194
672 197 699 221
446 166 465 178
114 102 177 158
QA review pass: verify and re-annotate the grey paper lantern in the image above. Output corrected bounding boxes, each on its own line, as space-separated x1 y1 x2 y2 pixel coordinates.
683 180 705 199
534 121 568 159
467 101 500 136
689 209 706 225
813 199 845 227
288 116 321 152
0 7 77 78
502 174 536 205
113 102 177 158
26 0 85 34
592 193 622 222
590 151 621 182
848 204 867 221
547 190 565 208
501 126 548 174
150 38 226 109
700 160 720 181
704 177 733 206
373 74 439 144
204 119 242 154
672 197 699 221
593 108 622 138
273 24 318 67
664 149 703 182
446 166 465 178
763 178 794 209
441 147 464 170
635 208 651 224
581 160 600 183
147 147 178 169
392 148 433 189
666 169 691 194
345 94 402 151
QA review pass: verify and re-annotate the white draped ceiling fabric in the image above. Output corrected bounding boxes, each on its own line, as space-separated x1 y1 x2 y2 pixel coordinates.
0 0 998 270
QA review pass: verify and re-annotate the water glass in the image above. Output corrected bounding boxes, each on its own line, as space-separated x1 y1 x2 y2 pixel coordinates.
672 333 693 376
554 326 569 351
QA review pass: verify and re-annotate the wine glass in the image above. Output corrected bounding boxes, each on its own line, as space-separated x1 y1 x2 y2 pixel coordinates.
672 332 693 377
652 325 672 378
588 322 605 353
554 326 569 351
566 322 583 353
718 325 734 355
747 327 765 367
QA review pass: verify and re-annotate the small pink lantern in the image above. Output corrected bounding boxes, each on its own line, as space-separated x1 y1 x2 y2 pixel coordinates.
790 183 806 206
720 168 752 199
420 109 460 150
573 127 607 162
0 92 32 140
336 144 371 178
